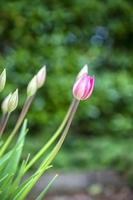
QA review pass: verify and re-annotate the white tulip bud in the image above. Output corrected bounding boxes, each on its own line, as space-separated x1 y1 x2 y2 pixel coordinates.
36 66 46 88
8 89 18 113
0 69 6 92
1 93 12 113
27 75 37 97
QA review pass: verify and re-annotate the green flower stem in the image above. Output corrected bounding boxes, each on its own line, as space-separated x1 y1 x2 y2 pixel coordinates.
32 99 79 180
0 114 7 133
0 113 10 136
24 98 78 172
40 98 79 170
0 95 34 156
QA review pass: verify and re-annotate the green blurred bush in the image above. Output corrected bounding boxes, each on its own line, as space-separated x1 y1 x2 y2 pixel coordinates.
0 0 133 177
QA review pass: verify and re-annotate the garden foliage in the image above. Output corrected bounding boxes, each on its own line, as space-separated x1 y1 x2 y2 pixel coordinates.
0 0 132 181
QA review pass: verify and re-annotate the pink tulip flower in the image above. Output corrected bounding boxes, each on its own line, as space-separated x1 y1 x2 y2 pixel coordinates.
73 65 95 100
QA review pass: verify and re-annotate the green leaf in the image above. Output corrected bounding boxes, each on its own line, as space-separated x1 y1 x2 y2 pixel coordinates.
12 165 52 200
10 154 30 197
3 119 27 175
0 120 27 199
0 150 13 173
35 174 58 200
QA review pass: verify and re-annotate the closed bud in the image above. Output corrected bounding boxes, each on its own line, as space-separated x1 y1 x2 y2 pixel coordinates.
0 69 6 92
1 93 12 113
8 89 18 113
27 75 37 97
73 65 95 100
36 66 46 88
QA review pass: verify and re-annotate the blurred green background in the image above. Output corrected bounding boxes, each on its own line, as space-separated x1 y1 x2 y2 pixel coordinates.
0 0 133 183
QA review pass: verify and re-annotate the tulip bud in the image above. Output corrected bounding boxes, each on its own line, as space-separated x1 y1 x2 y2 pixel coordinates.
36 66 46 88
27 75 37 97
0 69 6 92
8 89 18 113
73 66 95 100
1 93 12 113
76 64 88 80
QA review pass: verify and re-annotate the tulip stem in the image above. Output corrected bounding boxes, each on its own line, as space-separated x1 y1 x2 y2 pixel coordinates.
25 98 79 172
0 114 7 134
41 98 79 168
0 113 10 136
23 98 79 189
11 96 34 136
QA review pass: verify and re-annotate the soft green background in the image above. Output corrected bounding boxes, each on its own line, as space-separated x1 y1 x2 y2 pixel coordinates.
0 0 133 183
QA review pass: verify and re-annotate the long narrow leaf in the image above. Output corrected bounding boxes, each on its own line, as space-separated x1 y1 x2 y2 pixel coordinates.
35 174 58 200
0 120 27 199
